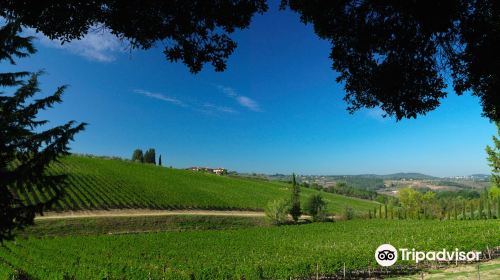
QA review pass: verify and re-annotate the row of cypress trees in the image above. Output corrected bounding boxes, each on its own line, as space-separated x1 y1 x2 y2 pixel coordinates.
368 197 500 220
132 148 162 165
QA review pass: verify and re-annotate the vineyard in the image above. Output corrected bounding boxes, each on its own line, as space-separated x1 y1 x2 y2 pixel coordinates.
0 220 498 279
14 155 377 214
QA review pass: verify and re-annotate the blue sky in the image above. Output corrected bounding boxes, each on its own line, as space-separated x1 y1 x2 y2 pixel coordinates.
2 2 496 177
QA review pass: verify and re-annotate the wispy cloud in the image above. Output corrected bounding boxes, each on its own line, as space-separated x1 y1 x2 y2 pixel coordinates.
134 89 239 115
133 89 187 107
203 103 237 114
26 27 124 62
216 85 262 112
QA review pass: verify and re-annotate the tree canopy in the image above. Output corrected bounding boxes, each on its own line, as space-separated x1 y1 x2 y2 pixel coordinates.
0 0 267 73
1 0 498 121
282 0 499 121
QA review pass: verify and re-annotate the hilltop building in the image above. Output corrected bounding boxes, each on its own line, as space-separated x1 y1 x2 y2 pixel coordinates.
188 167 227 175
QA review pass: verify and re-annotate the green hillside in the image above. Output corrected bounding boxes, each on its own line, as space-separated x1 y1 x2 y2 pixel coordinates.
18 155 378 214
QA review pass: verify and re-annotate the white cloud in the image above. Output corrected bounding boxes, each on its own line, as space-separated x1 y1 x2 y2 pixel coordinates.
216 85 261 112
133 89 187 107
203 103 237 114
27 28 124 62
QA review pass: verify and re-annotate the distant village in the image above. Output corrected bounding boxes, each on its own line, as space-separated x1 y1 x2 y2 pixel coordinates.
188 167 227 176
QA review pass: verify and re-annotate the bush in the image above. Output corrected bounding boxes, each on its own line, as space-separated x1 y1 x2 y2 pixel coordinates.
342 206 355 220
265 199 289 225
305 194 327 221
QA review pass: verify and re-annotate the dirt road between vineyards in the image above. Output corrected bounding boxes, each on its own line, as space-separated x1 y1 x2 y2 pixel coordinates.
36 209 266 220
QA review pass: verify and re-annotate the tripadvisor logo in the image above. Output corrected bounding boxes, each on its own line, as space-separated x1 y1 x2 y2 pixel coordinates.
375 244 482 267
375 244 398 267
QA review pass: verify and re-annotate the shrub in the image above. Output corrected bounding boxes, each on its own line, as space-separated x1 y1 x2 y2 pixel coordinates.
265 199 289 225
343 206 355 220
305 194 327 221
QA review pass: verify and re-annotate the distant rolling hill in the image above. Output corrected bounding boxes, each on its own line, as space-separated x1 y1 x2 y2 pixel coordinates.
19 155 378 214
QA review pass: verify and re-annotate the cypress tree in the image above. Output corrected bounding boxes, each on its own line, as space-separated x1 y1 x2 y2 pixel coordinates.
0 22 86 241
374 207 377 219
368 210 372 219
132 149 144 162
143 148 156 164
158 154 162 166
454 202 458 220
289 173 301 222
497 197 500 219
471 203 475 220
486 198 491 219
462 201 466 220
379 204 382 218
384 204 388 219
479 200 484 219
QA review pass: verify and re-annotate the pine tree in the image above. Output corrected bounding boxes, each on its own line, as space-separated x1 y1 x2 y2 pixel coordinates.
0 22 86 241
289 173 301 222
132 149 144 162
158 154 162 166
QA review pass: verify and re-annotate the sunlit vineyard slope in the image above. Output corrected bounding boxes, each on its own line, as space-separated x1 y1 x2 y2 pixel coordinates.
17 155 378 213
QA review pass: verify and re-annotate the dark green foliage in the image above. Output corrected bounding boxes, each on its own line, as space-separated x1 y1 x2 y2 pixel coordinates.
486 198 491 219
479 200 484 219
0 22 85 241
284 0 500 121
342 206 354 220
326 181 381 200
470 203 475 220
289 173 301 222
305 194 327 221
3 1 500 120
486 122 500 188
0 1 268 74
497 197 500 219
379 205 382 218
384 204 388 219
144 148 156 164
435 190 480 200
131 149 143 162
454 203 458 220
462 201 466 220
158 154 162 166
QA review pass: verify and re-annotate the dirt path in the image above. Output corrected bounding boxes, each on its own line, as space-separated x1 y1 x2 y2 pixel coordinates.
35 209 266 220
392 258 500 279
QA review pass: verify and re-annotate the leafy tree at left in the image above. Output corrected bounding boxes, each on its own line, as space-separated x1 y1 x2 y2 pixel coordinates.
0 22 86 241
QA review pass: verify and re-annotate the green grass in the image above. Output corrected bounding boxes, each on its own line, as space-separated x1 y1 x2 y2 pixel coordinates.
19 155 378 214
0 220 498 279
19 215 269 237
